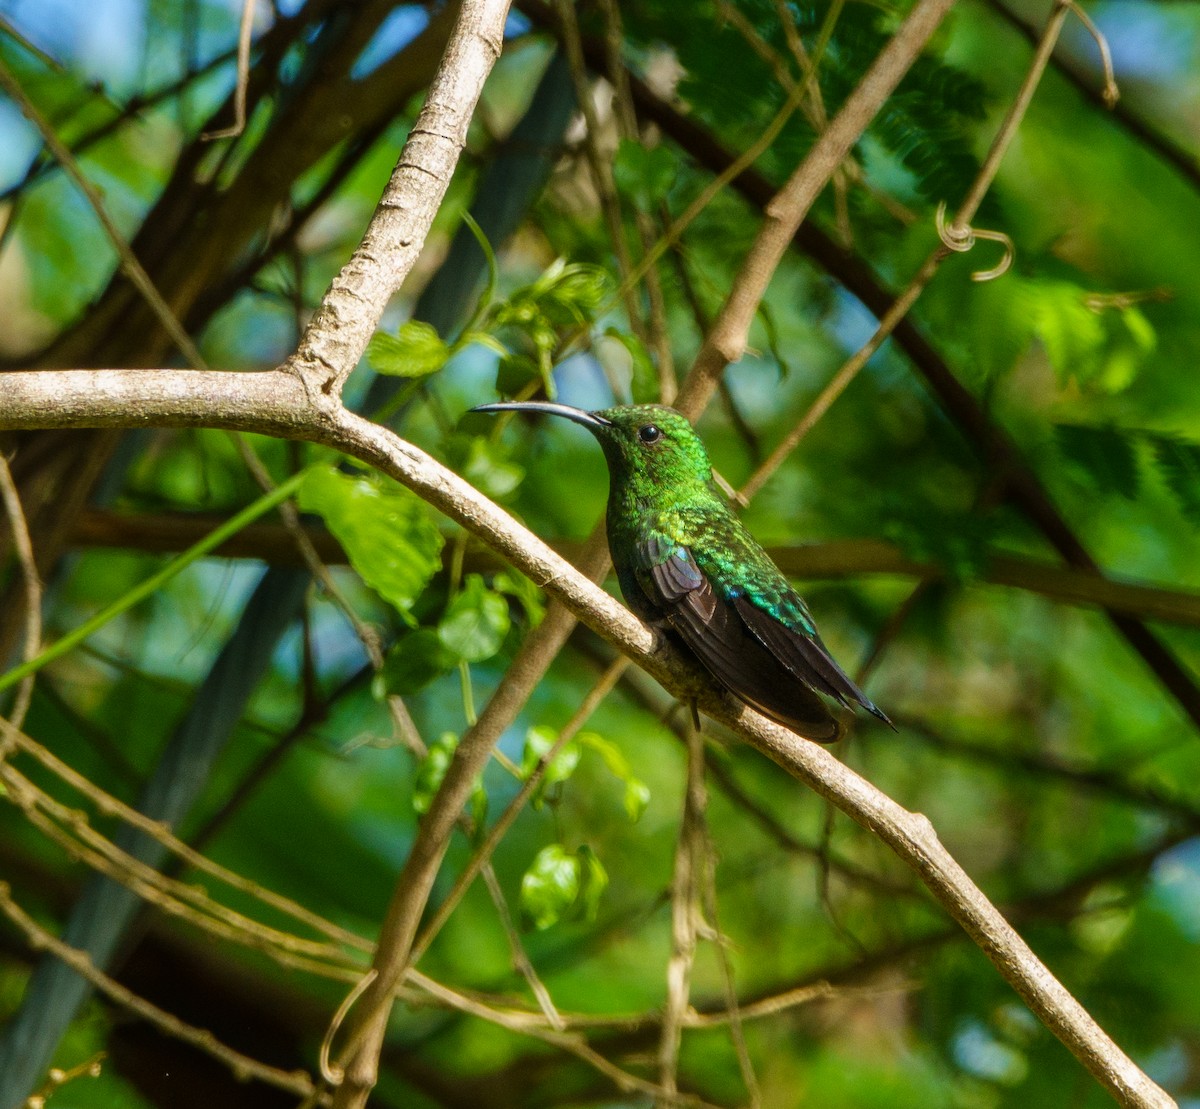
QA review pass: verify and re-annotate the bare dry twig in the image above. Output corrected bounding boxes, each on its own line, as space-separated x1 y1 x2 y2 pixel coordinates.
0 456 40 734
0 882 326 1102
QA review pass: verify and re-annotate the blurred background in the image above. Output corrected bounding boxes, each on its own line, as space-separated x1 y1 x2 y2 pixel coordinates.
0 0 1198 1105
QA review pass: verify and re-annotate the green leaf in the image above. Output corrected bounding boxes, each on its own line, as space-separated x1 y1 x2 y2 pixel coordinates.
469 780 489 842
460 435 524 499
575 845 608 922
613 138 676 210
367 320 451 378
378 629 459 696
520 844 579 930
521 725 581 808
458 329 508 357
578 732 650 823
495 351 541 395
297 466 444 623
1055 424 1140 500
599 328 659 404
413 731 459 814
493 571 545 626
622 778 651 823
438 574 511 663
1149 434 1200 524
1028 283 1156 393
520 843 596 931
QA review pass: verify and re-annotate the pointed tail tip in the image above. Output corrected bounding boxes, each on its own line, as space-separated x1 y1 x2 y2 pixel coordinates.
865 701 897 732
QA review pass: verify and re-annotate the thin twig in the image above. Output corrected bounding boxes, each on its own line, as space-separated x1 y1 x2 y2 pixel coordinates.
480 861 564 1030
658 719 705 1101
737 0 1114 501
553 0 648 347
0 455 41 734
230 433 384 668
203 0 258 140
596 0 676 402
411 656 629 962
0 881 327 1102
0 55 205 368
2 722 373 953
695 767 761 1105
674 0 958 418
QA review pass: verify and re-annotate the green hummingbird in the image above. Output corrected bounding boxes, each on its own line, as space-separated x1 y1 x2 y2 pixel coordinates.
471 401 892 741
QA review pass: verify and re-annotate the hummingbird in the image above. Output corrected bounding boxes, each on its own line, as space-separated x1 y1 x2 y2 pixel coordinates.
471 401 892 742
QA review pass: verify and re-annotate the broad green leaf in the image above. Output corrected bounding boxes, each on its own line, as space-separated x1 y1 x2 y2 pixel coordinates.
438 574 511 662
495 351 540 395
519 844 580 931
1055 424 1140 500
461 436 524 499
413 731 459 814
378 629 458 696
613 138 677 210
600 328 659 404
493 571 545 626
298 466 443 623
366 320 451 378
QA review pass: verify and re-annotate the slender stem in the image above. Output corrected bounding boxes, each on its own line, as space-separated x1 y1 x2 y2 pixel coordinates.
0 471 305 694
0 457 41 733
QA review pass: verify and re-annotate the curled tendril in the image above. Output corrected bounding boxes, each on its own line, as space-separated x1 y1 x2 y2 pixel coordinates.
935 202 1015 283
320 969 379 1087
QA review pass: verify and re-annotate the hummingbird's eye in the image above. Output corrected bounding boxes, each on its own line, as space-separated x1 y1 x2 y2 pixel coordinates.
638 424 662 444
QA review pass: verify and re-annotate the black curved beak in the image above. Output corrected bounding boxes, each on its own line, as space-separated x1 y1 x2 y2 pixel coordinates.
469 401 612 431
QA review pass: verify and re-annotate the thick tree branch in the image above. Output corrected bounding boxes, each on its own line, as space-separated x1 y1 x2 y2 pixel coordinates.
284 2 508 400
0 364 1174 1108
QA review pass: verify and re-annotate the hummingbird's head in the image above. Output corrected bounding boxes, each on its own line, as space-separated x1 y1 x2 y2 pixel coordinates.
470 401 713 493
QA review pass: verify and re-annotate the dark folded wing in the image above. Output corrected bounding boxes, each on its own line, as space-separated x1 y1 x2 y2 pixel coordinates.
732 595 892 726
634 537 839 741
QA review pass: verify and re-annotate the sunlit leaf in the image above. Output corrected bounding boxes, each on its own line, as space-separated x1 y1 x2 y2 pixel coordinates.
520 844 580 931
578 732 650 823
521 725 581 808
298 466 443 623
413 731 459 814
367 320 451 378
460 435 524 498
438 573 511 662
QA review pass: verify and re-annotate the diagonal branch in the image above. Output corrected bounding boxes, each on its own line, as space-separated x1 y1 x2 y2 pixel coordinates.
0 366 1175 1108
284 1 509 401
674 0 959 417
573 15 1200 737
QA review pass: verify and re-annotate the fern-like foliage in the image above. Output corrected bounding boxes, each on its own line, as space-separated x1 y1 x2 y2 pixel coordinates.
1148 434 1200 524
619 0 989 210
1055 423 1141 500
1054 423 1200 524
